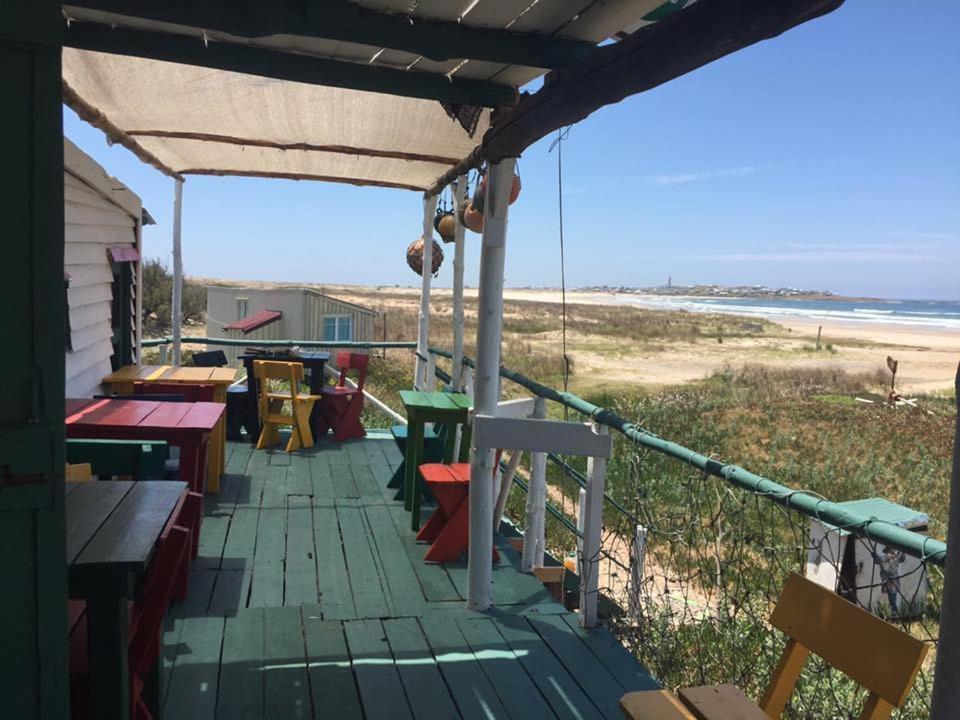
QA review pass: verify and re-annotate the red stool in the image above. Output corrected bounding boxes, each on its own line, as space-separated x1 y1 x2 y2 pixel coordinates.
417 462 500 564
318 352 369 441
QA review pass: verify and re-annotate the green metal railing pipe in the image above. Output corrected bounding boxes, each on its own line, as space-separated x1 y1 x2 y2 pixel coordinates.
142 336 416 350
429 347 947 566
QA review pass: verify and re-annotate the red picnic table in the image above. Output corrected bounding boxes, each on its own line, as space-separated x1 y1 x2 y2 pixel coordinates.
65 398 225 496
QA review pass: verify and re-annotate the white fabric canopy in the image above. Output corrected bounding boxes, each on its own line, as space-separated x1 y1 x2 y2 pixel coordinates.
63 49 491 191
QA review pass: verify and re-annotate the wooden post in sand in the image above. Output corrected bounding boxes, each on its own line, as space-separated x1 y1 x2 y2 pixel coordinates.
815 325 822 351
930 363 960 718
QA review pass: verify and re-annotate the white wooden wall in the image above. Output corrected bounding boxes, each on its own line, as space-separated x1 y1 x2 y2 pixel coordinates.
63 141 141 397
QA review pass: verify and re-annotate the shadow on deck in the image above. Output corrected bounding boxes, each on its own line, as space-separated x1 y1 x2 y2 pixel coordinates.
161 435 658 719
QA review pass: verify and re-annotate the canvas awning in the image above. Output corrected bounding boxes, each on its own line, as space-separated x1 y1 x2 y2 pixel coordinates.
60 0 690 192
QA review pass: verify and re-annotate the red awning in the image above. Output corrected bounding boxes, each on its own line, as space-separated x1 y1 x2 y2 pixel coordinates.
107 246 141 262
223 310 282 334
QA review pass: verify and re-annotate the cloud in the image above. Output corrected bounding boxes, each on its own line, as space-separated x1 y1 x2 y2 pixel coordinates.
652 165 756 185
884 231 956 241
686 247 943 263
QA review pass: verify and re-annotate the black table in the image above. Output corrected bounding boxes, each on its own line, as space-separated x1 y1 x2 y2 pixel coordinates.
240 351 331 443
66 479 188 720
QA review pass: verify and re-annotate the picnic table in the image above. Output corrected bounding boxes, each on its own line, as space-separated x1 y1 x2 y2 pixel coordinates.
102 365 237 492
66 479 187 720
399 390 472 531
66 398 224 496
240 351 330 443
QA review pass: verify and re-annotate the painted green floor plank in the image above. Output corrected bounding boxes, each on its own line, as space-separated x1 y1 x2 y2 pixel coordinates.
217 607 264 719
237 449 270 508
264 606 312 720
268 449 292 466
194 514 229 569
351 464 385 503
382 618 460 720
309 452 334 502
302 612 365 719
261 464 290 509
288 452 313 495
457 615 558 719
286 495 319 606
364 504 428 616
249 560 284 608
382 500 461 602
559 614 660 692
221 507 259 570
255 507 286 563
322 441 352 466
332 463 359 499
163 615 225 720
209 569 252 616
313 505 356 621
344 619 413 720
489 539 556 608
345 441 372 468
528 614 625 720
491 613 602 720
421 616 509 720
337 500 392 619
162 569 217 706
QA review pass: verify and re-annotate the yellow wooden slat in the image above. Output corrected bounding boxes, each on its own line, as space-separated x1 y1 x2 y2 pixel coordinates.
620 690 697 719
769 573 927 706
758 638 811 718
677 685 769 720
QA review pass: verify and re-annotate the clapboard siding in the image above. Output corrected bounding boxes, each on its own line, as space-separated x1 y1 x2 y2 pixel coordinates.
64 138 143 397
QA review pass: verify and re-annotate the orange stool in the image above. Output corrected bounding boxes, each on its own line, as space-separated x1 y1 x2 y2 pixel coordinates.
417 462 500 564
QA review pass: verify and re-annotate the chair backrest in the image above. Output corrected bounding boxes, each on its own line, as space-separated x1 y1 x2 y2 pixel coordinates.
760 572 928 718
134 381 215 402
192 349 228 367
253 360 305 420
334 351 369 391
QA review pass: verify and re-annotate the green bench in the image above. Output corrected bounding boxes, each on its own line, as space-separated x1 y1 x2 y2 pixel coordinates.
65 439 170 480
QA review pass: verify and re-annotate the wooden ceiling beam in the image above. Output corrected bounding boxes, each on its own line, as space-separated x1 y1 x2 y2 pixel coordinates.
427 0 844 194
63 22 517 107
63 0 595 69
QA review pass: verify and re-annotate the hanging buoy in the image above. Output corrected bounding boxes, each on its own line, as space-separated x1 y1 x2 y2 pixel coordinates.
463 202 484 233
476 173 522 207
436 212 457 243
406 236 444 277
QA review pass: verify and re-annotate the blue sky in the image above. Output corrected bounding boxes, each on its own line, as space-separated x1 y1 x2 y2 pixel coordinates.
64 0 959 300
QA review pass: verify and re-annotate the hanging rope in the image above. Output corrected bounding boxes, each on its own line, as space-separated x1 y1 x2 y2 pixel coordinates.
549 126 573 413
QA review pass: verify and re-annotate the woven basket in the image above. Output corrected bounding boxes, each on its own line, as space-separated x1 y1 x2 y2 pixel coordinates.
406 236 444 276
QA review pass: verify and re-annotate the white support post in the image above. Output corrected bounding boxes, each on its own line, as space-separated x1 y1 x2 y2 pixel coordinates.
580 422 608 628
493 450 523 533
171 178 184 366
451 176 467 390
576 487 587 575
522 396 548 572
467 158 517 612
158 344 168 365
415 194 438 389
134 213 143 363
425 351 437 392
629 524 648 617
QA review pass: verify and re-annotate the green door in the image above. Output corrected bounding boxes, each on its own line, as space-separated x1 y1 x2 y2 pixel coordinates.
0 3 69 718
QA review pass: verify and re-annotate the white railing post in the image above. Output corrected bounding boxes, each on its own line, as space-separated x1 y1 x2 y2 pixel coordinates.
467 158 516 612
158 343 168 365
522 396 548 572
171 178 184 366
580 422 608 628
576 487 587 575
493 450 523 534
415 194 438 389
451 176 467 390
425 350 437 392
463 367 475 401
629 524 648 618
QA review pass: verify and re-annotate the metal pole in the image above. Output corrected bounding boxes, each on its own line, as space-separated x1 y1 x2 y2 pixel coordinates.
467 158 516 611
171 178 184 366
931 364 960 718
452 176 467 390
415 194 438 389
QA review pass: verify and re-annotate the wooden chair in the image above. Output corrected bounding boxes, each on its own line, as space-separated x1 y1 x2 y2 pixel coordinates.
65 463 93 482
133 381 215 402
253 360 321 452
620 572 929 720
318 351 369 441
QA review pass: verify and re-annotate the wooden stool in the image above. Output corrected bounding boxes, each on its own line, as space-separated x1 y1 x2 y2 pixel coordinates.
417 463 499 564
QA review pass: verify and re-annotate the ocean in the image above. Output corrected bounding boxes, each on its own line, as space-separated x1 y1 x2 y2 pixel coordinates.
623 295 960 331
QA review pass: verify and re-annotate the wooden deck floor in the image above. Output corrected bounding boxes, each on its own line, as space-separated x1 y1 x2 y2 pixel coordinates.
161 435 658 719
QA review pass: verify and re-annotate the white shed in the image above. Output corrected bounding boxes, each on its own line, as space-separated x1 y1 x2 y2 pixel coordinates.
64 138 151 396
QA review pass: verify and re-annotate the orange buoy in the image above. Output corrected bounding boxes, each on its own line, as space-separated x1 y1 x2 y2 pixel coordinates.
463 202 484 233
437 213 457 242
476 174 521 206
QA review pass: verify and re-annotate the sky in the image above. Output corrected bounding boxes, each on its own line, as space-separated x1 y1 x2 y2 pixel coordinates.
64 0 960 301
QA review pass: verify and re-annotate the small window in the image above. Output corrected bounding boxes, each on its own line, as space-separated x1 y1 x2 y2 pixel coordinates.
236 297 249 320
323 315 353 342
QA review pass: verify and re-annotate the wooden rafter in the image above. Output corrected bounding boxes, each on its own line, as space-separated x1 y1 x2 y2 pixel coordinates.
63 22 517 107
180 168 424 192
63 0 595 69
125 131 460 166
427 0 845 195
